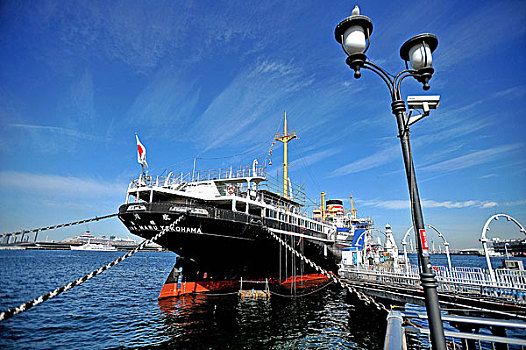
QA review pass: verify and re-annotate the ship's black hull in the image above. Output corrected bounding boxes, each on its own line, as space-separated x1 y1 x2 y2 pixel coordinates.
118 202 340 296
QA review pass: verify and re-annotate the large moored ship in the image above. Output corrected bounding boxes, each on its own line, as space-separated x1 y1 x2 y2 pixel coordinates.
118 113 373 298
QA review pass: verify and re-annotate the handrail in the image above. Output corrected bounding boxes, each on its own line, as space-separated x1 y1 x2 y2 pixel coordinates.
341 264 526 304
127 165 311 209
387 309 526 349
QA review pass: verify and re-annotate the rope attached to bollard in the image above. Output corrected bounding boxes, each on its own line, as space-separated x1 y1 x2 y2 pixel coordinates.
0 215 185 322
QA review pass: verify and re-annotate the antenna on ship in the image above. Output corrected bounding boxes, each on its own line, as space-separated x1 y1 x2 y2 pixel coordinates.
274 111 297 199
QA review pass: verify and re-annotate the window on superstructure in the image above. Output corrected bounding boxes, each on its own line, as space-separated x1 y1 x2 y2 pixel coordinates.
248 206 261 217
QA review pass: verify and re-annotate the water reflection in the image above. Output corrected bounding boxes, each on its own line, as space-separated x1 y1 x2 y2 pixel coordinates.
153 286 385 349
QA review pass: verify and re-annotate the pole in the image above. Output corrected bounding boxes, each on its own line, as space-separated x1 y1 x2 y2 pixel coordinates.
141 163 146 179
283 112 289 198
392 99 446 350
192 157 196 182
445 243 452 272
274 111 297 199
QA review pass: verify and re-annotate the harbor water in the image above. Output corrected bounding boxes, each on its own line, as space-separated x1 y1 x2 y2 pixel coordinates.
0 250 524 349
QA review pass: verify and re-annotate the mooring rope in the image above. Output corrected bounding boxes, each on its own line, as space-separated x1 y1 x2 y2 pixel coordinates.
1 213 119 239
269 280 334 298
267 229 389 313
0 215 185 322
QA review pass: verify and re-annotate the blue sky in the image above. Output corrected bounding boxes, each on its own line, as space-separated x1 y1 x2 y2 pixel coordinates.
1 1 525 249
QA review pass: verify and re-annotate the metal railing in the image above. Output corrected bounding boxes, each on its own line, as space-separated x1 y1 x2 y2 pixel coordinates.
129 164 267 190
127 164 312 210
384 309 526 350
340 264 526 305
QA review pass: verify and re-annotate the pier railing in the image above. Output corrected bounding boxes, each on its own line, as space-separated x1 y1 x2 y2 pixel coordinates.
384 309 526 350
340 264 526 305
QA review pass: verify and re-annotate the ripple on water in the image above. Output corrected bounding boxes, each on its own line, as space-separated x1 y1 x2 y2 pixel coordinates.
1 251 393 349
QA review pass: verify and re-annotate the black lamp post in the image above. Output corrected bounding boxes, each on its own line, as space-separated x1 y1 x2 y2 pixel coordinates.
334 6 446 350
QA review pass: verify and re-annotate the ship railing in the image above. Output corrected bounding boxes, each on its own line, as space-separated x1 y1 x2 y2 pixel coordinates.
258 172 307 207
128 165 267 190
384 309 526 350
340 264 526 304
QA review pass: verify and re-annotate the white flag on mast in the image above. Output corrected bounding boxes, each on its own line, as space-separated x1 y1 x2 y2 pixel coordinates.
135 133 148 167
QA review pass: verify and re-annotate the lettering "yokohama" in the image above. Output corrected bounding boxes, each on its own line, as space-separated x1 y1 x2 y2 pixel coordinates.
163 226 202 234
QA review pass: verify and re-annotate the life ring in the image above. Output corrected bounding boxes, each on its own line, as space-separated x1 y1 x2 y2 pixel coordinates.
432 266 439 272
227 185 235 194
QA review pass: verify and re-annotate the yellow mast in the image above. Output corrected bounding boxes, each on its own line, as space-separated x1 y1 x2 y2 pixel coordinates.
350 194 358 218
321 192 326 220
274 111 297 198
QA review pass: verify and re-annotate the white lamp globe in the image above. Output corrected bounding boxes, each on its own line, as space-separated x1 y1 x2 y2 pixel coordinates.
408 42 433 70
400 33 438 71
334 6 373 57
343 25 366 54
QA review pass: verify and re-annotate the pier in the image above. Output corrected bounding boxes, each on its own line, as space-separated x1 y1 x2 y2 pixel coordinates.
340 264 526 319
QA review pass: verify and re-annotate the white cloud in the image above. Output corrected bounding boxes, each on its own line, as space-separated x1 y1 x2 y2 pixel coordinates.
0 171 124 199
190 59 313 152
360 199 500 210
502 200 526 207
492 85 526 99
330 145 399 177
421 144 522 173
435 2 525 69
126 69 199 137
8 124 100 141
292 148 341 168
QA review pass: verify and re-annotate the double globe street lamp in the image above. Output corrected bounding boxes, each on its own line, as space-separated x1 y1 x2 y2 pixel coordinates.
334 6 446 349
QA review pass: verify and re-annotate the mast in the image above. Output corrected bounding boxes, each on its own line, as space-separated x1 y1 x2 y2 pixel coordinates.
321 192 326 220
350 195 358 219
274 111 297 199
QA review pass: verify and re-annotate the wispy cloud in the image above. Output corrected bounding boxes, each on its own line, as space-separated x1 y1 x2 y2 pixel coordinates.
126 69 199 138
59 69 97 130
361 199 499 210
421 144 522 173
435 2 525 70
292 148 341 168
502 200 526 207
492 85 526 99
330 145 399 177
8 124 100 141
191 59 314 152
0 171 124 199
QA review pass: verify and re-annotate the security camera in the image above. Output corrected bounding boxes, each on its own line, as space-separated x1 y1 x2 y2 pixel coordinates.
405 95 440 126
407 95 440 112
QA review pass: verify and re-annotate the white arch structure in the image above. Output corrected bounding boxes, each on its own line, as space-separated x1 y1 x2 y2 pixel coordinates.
402 224 452 272
480 214 526 282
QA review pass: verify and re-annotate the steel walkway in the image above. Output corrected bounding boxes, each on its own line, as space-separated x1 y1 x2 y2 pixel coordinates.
339 264 526 320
